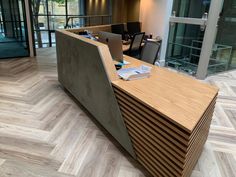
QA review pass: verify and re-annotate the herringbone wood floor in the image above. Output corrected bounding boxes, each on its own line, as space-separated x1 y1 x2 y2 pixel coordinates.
0 47 235 177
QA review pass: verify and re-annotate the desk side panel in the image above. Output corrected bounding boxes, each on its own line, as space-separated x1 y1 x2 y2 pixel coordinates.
55 30 135 157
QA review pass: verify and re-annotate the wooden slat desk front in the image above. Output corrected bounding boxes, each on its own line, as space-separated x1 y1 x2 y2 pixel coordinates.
112 55 218 177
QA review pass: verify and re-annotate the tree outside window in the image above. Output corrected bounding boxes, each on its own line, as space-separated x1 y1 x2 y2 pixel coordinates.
31 0 65 48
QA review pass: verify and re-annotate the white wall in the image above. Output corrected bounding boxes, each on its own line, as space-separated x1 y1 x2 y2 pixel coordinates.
139 0 173 64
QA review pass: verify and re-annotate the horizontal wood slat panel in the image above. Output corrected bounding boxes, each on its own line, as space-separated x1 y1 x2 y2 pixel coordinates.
120 104 187 157
115 90 215 153
113 85 217 177
132 138 182 174
124 113 185 162
126 123 184 168
114 87 191 140
117 96 187 153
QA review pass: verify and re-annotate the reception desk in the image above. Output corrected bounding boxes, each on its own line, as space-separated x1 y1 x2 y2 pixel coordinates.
56 26 218 177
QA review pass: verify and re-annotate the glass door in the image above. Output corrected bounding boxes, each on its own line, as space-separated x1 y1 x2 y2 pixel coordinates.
166 0 223 79
0 0 30 59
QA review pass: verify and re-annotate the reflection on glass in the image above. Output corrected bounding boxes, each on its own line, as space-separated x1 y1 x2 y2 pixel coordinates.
166 23 205 75
68 0 80 15
51 33 55 43
233 0 236 8
49 16 66 29
207 0 236 74
37 16 48 30
69 18 85 28
0 0 29 59
172 0 211 18
34 31 49 48
208 44 232 75
38 0 47 15
48 0 66 15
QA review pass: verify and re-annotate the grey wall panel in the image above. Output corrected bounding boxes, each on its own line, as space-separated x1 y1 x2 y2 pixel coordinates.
56 30 135 157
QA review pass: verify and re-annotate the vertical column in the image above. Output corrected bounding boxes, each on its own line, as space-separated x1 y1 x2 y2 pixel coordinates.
156 0 173 66
79 0 85 15
196 0 224 79
24 0 35 57
79 0 85 26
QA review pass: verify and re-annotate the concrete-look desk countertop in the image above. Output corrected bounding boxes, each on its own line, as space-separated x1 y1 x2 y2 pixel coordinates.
56 25 218 177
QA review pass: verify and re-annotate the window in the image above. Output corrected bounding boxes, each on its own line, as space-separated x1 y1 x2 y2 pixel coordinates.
67 0 81 15
233 0 236 8
32 0 112 48
172 0 210 18
0 0 30 58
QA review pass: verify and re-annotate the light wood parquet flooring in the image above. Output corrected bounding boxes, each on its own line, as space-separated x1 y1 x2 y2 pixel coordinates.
0 47 235 177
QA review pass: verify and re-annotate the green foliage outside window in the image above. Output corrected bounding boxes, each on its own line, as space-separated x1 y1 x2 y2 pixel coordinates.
32 0 65 48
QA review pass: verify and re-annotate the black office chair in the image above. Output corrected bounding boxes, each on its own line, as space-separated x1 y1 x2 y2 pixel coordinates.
124 32 145 57
140 40 162 65
111 24 125 40
127 22 141 36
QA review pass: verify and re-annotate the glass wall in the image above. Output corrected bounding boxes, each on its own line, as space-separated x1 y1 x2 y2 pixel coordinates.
32 0 73 48
166 0 211 76
166 24 205 75
207 0 236 74
172 0 210 18
32 0 112 48
167 0 236 77
0 0 29 59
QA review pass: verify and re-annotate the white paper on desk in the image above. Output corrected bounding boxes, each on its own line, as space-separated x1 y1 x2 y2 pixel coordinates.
123 60 130 65
117 65 152 81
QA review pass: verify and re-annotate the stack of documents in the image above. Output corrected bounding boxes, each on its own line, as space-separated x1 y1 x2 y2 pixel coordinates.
117 65 152 81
